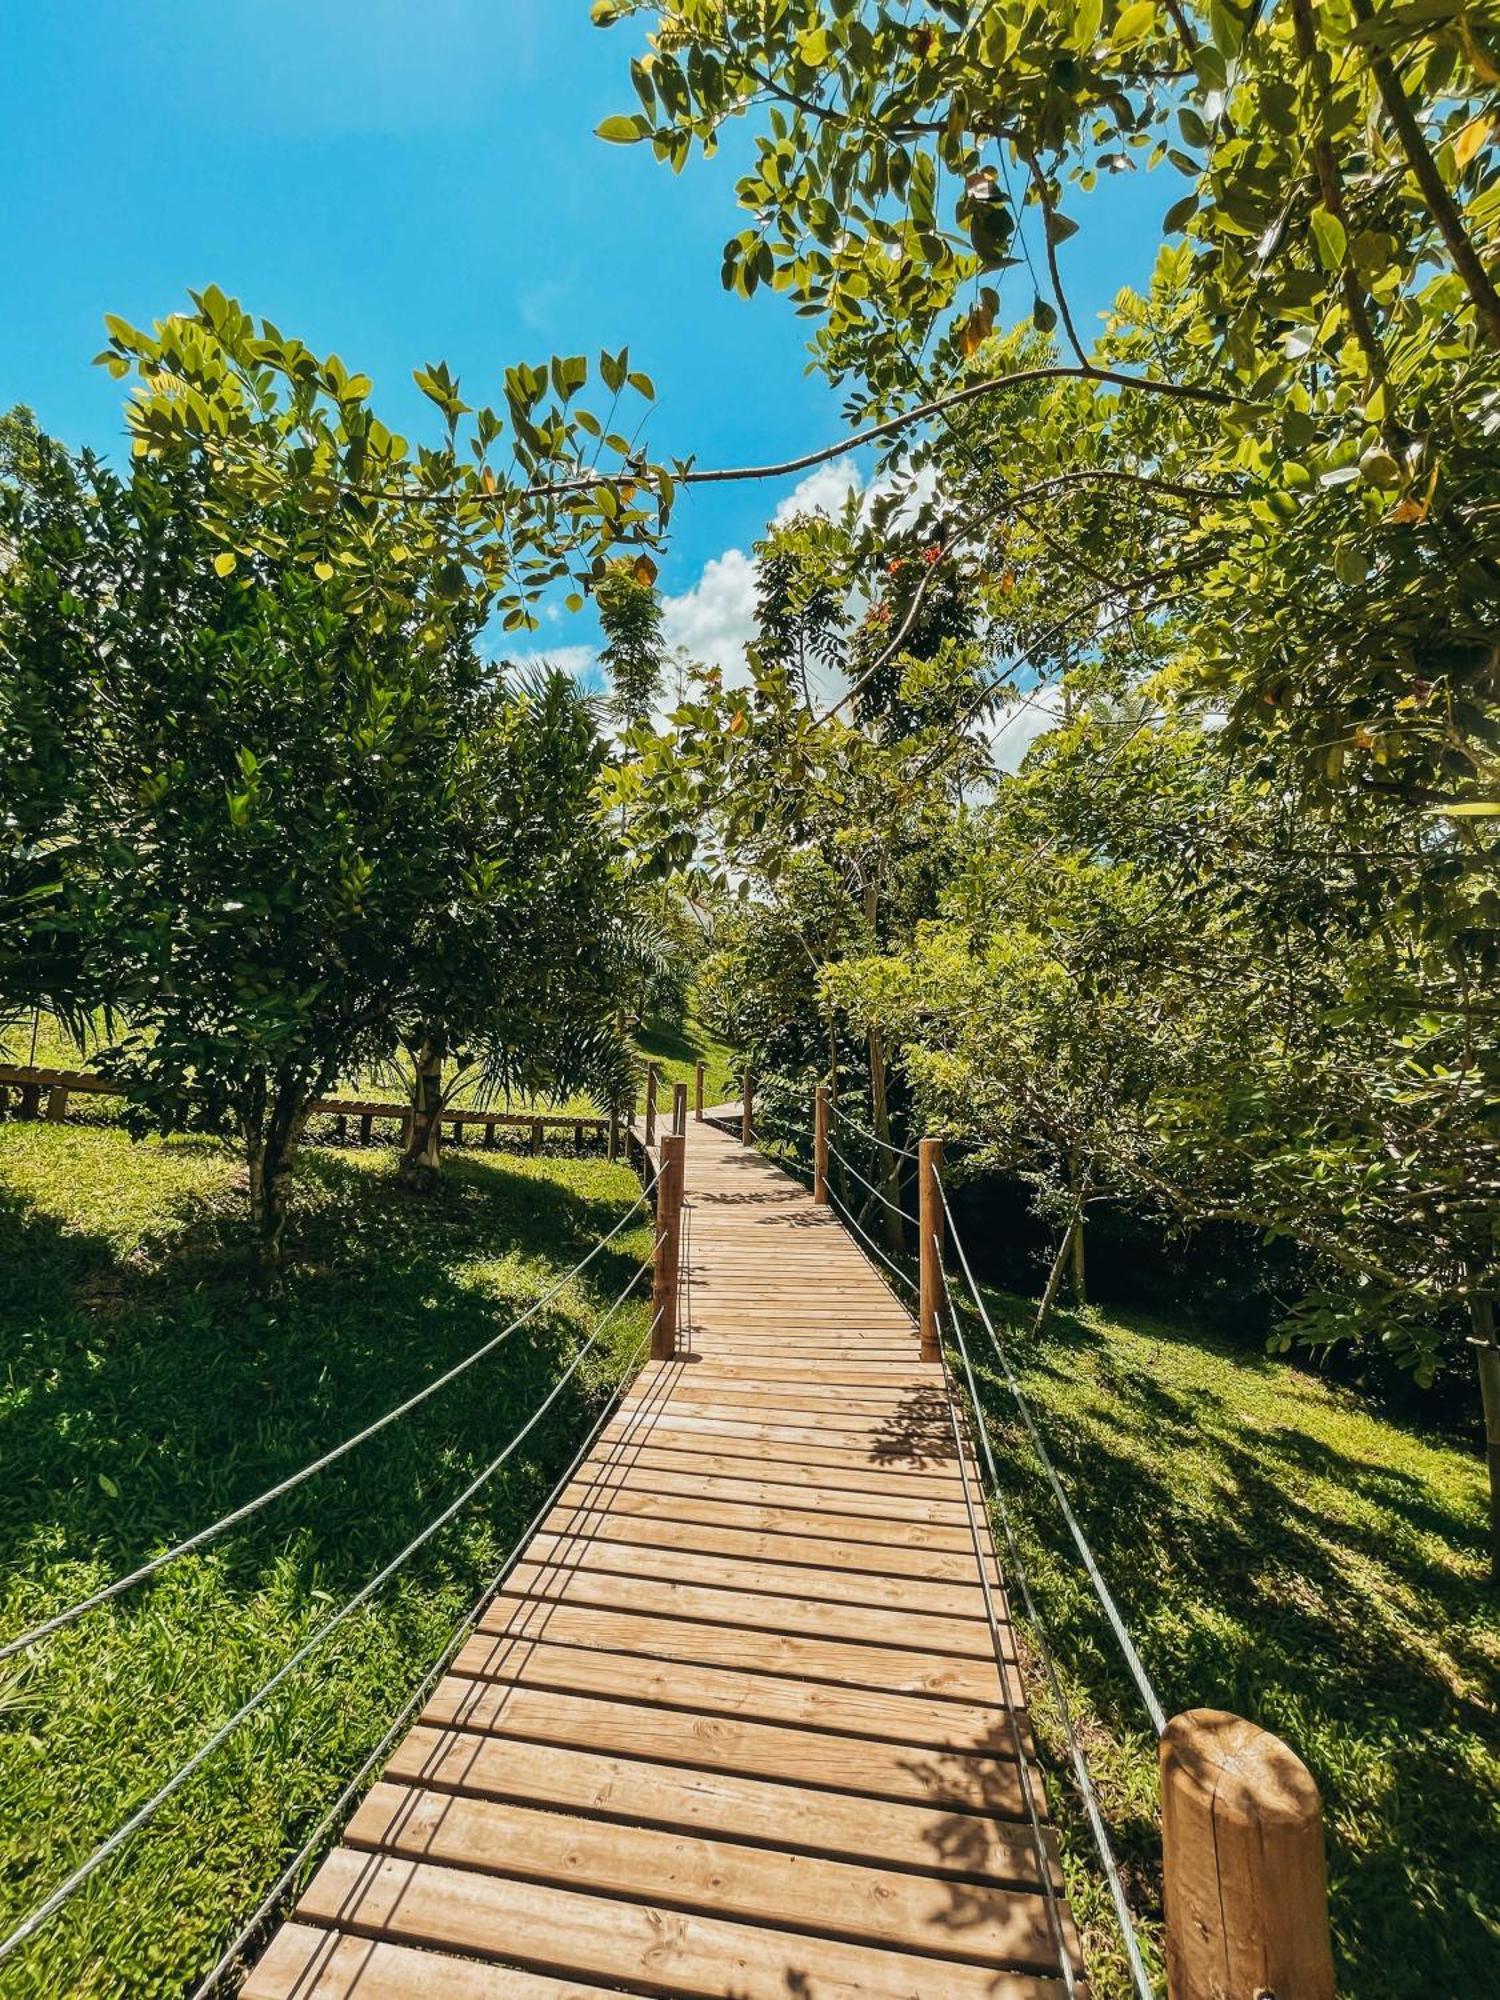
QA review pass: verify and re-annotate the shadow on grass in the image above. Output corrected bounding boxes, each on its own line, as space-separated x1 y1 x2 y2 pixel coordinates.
0 1141 648 1613
962 1289 1498 1997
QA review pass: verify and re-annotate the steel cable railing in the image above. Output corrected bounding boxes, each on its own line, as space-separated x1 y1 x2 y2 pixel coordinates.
0 1173 658 1666
188 1308 663 1997
0 1258 655 1972
933 1302 1081 1998
826 1183 918 1294
824 1136 913 1220
831 1103 918 1163
942 1281 1157 2000
936 1171 1166 1737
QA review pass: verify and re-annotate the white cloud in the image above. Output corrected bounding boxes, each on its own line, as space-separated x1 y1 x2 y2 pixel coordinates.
660 464 869 686
772 462 864 525
660 547 760 680
988 684 1063 773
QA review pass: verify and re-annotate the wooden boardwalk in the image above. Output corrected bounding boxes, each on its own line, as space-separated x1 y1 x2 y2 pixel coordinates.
246 1118 1084 1999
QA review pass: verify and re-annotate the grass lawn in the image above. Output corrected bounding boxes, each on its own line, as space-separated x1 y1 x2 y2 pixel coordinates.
960 1288 1499 1998
0 1122 652 1997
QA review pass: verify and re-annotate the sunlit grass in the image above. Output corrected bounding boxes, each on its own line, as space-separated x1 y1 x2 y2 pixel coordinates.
0 1123 651 1996
962 1288 1498 1999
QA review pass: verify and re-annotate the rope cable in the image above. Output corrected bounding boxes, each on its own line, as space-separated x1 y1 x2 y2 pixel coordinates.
936 1170 1167 1736
944 1287 1157 2000
0 1258 655 1971
825 1138 917 1223
934 1265 1079 1998
188 1315 661 1998
831 1103 918 1162
826 1185 918 1294
0 1175 658 1666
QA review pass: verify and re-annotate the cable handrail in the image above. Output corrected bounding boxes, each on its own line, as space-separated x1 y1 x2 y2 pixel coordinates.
831 1103 918 1163
944 1286 1157 2000
827 1184 918 1294
0 1258 655 1971
0 1173 658 1666
935 1168 1167 1737
825 1137 917 1224
934 1280 1079 1999
189 1313 661 1997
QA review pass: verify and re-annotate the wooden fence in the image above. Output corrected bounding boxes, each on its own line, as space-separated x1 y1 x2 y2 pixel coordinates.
0 1066 618 1158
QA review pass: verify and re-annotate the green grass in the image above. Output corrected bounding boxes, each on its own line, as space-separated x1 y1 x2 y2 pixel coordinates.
962 1288 1499 1998
632 1013 735 1112
0 1122 652 1996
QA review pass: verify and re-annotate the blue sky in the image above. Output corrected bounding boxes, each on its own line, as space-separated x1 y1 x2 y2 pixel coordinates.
0 0 1171 690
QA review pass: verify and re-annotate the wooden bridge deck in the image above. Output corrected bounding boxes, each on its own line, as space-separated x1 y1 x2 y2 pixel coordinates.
246 1118 1084 1999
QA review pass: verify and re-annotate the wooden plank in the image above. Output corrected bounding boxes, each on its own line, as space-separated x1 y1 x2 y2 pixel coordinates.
552 1472 975 1544
346 1782 1061 1965
244 1923 622 1999
596 1422 966 1488
382 1727 1042 1875
296 1851 1073 2000
432 1648 1032 1760
495 1566 995 1660
616 1407 960 1455
541 1495 990 1576
521 1533 992 1621
474 1599 1011 1700
571 1444 973 1516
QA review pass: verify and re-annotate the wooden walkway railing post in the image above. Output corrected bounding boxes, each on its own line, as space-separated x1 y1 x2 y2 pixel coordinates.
1160 1709 1336 2000
650 1131 686 1360
694 1060 706 1121
813 1084 829 1205
672 1081 688 1136
918 1137 944 1364
644 1064 659 1150
740 1068 753 1145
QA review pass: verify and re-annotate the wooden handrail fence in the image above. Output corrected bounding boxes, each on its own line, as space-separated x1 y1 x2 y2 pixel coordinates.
719 1061 1338 2000
0 1064 618 1158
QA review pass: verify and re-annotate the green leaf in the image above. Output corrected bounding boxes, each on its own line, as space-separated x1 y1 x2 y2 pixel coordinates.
98 1473 120 1499
1309 205 1347 273
213 552 238 577
1112 1 1157 49
1163 193 1198 234
1032 295 1059 334
596 115 646 144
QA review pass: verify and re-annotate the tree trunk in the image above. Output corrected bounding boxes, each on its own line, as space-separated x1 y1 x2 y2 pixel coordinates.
1471 1293 1500 1585
1034 1220 1077 1339
1068 1148 1088 1307
245 1079 312 1287
399 1031 446 1190
867 1023 905 1257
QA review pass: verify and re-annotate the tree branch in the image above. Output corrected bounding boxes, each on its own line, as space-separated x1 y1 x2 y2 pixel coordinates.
1350 0 1500 344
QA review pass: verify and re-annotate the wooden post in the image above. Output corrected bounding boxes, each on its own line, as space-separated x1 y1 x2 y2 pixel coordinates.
672 1081 688 1136
694 1060 706 1121
741 1067 753 1146
813 1084 830 1205
650 1131 686 1361
530 1118 543 1157
483 1119 497 1150
46 1086 69 1122
644 1064 659 1150
608 1109 621 1162
918 1137 944 1364
18 1081 41 1120
334 1113 347 1144
359 1113 373 1145
1160 1710 1336 2000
